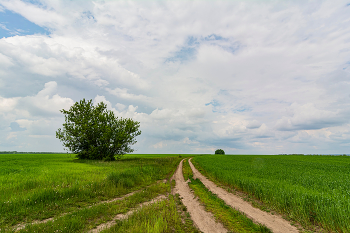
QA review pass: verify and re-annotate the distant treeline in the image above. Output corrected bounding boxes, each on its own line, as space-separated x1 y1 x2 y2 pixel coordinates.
0 151 67 154
279 153 349 156
279 154 305 155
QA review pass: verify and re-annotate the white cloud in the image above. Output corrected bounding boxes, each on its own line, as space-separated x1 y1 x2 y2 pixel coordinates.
1 0 350 153
0 23 9 31
246 120 262 129
23 81 75 115
275 103 345 131
106 87 150 101
6 132 16 140
152 141 167 149
93 95 113 110
115 103 126 111
0 0 68 29
0 96 19 112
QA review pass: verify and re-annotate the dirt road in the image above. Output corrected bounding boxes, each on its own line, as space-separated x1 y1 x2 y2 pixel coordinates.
188 158 299 233
172 159 227 233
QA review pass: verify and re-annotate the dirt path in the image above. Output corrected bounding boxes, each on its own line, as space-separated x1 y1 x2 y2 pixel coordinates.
172 159 227 233
188 159 299 233
13 180 168 232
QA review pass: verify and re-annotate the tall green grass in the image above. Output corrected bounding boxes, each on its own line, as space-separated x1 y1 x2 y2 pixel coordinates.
0 154 180 229
192 155 350 232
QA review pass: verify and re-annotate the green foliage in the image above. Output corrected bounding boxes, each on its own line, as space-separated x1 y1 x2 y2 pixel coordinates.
215 149 225 155
193 155 350 232
56 99 141 160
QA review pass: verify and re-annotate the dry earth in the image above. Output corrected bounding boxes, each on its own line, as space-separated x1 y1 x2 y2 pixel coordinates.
189 158 299 233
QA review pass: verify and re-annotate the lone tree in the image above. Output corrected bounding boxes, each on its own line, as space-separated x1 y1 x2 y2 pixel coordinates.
215 149 225 155
56 99 141 161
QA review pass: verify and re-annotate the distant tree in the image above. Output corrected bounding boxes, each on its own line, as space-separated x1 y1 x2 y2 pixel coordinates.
215 149 225 155
56 99 141 161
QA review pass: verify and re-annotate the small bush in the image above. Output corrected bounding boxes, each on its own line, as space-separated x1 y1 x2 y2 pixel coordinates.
215 149 225 155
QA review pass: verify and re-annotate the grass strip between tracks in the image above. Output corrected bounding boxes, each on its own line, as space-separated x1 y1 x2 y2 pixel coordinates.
183 159 272 233
182 158 193 182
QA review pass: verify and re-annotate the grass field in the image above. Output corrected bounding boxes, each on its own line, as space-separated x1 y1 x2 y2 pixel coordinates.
0 153 182 231
192 154 350 232
124 154 200 158
3 153 350 232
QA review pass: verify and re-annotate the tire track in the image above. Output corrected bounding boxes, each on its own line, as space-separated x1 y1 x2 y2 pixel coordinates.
88 195 168 233
172 159 227 233
189 158 299 233
13 180 167 232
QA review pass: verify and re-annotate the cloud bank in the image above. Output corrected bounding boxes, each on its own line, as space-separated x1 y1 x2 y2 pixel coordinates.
0 0 350 154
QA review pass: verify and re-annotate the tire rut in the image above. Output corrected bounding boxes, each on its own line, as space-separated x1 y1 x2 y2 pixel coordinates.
13 180 167 232
172 159 227 233
189 158 299 233
88 195 168 233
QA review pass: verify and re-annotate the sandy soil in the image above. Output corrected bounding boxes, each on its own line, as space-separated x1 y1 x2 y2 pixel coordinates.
189 158 299 233
172 159 227 233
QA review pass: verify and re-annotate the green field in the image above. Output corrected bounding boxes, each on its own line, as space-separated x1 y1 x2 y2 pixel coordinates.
192 154 350 232
2 153 350 232
0 153 182 231
124 154 199 158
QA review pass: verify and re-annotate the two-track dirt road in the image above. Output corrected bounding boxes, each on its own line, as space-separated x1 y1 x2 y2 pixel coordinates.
172 158 299 233
172 159 228 233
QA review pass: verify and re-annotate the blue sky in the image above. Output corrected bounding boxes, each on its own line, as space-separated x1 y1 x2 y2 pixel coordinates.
0 9 49 38
0 0 350 154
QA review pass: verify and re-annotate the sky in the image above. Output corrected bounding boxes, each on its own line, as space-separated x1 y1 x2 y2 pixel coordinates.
0 0 350 154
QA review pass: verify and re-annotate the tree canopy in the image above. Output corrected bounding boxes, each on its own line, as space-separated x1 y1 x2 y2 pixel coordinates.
56 99 141 161
215 149 225 155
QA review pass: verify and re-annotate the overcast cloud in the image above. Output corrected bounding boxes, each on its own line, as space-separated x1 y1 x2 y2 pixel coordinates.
0 0 350 154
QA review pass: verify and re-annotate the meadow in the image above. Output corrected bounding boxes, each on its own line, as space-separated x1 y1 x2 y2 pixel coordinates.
192 154 350 232
3 153 350 232
0 153 185 232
